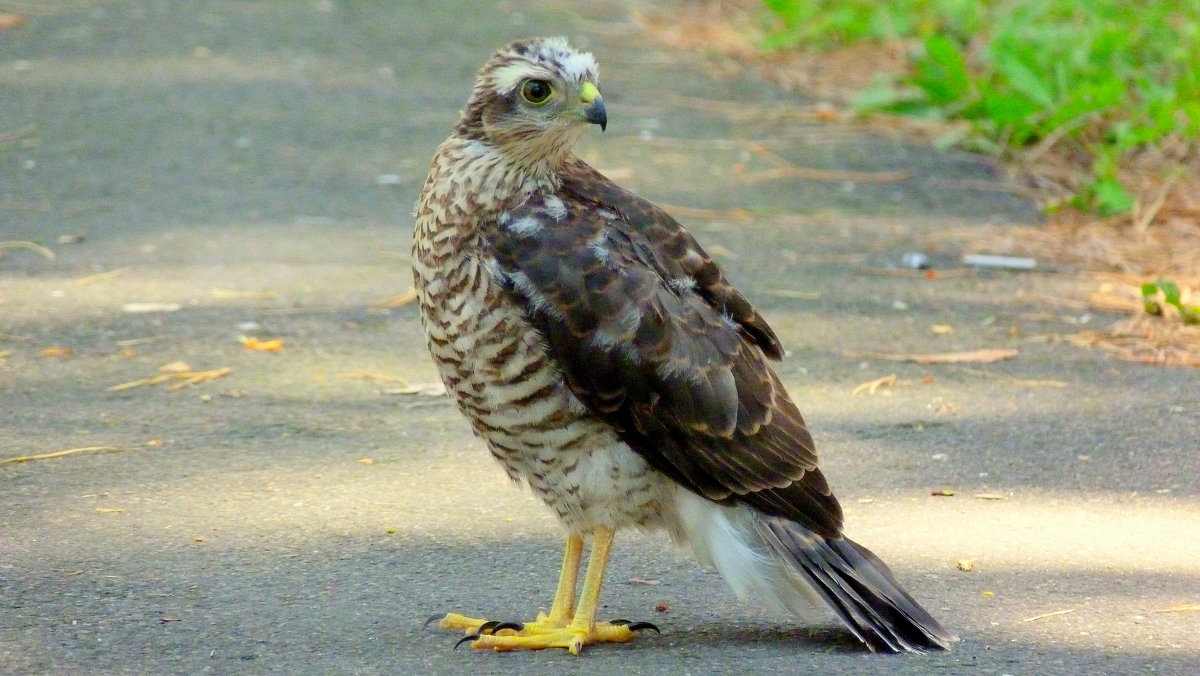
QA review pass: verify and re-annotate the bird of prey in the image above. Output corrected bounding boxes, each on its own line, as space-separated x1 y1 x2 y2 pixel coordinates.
412 36 956 655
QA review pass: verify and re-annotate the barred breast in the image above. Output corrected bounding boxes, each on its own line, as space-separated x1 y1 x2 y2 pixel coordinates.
412 139 671 532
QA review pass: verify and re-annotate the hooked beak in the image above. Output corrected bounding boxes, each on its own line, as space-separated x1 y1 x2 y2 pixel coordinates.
580 81 607 132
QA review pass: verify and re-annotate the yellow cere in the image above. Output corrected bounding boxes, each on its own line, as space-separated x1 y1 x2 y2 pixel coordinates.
580 81 600 103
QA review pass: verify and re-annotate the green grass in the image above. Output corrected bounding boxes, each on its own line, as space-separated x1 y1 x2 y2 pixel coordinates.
763 0 1200 215
1142 280 1200 324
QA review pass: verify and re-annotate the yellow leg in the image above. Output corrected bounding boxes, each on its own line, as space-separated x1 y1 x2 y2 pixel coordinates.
469 527 653 655
568 526 614 635
437 534 583 634
537 533 583 627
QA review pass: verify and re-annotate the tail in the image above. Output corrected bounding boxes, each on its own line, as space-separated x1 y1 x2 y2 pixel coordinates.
674 490 957 653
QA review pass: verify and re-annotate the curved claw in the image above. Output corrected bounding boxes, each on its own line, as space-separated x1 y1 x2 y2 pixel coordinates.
491 621 525 633
453 634 480 651
625 621 660 634
422 613 445 629
477 620 502 634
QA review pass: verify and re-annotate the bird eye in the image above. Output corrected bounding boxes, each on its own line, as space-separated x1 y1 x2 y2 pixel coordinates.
520 79 554 105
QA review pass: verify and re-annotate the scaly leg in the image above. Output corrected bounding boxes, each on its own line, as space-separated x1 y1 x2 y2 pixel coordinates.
466 527 657 654
438 534 583 635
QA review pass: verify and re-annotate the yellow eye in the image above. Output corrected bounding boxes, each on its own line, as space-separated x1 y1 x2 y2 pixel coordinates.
520 79 554 105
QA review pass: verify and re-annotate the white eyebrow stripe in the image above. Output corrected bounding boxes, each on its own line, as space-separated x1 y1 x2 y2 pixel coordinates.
491 63 559 96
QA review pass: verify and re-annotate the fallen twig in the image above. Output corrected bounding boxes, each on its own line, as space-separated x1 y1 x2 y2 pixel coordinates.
851 373 896 395
0 240 56 262
369 289 418 313
955 367 1067 388
0 445 123 466
337 371 408 383
107 366 232 392
75 266 133 286
845 348 1019 364
1021 609 1075 623
1152 604 1200 613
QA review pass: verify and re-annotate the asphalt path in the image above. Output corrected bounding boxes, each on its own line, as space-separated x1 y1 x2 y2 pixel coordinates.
2 2 1197 674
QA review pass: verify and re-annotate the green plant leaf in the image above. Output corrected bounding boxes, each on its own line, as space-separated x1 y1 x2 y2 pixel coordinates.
912 34 973 104
1157 280 1182 306
1090 177 1134 215
992 48 1056 109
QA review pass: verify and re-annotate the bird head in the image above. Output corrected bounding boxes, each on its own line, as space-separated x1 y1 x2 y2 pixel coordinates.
457 37 606 171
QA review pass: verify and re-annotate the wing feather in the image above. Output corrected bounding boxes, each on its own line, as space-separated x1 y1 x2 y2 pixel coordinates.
485 160 843 538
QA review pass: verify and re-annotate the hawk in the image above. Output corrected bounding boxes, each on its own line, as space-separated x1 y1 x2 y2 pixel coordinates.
412 36 956 655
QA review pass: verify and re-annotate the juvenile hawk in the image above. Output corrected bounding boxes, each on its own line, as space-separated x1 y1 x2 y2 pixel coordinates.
412 36 956 655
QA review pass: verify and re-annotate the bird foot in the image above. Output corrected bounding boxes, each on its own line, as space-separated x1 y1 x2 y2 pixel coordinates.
430 612 658 654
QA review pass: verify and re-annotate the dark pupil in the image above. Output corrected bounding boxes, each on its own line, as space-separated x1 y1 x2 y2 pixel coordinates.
525 81 549 101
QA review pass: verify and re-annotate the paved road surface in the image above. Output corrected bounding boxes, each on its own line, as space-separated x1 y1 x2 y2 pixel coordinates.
2 2 1197 674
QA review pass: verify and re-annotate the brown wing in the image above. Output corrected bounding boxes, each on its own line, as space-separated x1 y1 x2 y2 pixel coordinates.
485 160 843 538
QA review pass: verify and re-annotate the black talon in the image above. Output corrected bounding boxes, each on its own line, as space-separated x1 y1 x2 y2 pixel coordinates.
477 620 502 635
453 634 480 650
626 622 660 634
422 613 445 629
491 621 524 633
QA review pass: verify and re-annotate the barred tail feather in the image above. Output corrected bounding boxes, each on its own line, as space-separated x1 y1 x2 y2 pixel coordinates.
753 515 958 652
673 490 957 653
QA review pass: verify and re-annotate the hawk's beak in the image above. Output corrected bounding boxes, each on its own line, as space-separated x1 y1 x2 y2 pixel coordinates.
580 81 607 132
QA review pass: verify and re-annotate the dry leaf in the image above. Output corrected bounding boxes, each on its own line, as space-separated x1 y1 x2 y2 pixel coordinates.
654 602 671 613
930 489 956 497
240 336 283 351
956 559 975 572
40 346 73 357
0 13 27 30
